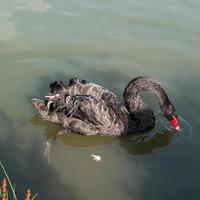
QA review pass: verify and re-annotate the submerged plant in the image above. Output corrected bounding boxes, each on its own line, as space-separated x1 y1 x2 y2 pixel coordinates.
25 190 31 200
0 161 38 200
0 177 8 200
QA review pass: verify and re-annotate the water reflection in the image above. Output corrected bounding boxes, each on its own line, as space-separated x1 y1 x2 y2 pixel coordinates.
31 115 116 147
31 115 176 154
119 130 176 155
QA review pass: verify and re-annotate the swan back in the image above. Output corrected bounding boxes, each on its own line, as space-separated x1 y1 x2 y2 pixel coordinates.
50 78 119 105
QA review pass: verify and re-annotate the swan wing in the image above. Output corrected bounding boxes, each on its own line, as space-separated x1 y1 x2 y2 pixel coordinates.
49 78 118 105
61 95 123 128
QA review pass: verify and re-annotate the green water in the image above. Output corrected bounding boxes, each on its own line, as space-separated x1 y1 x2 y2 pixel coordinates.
0 0 200 199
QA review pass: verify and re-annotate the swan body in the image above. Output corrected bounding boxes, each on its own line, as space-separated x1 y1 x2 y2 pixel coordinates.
49 78 119 105
32 76 179 136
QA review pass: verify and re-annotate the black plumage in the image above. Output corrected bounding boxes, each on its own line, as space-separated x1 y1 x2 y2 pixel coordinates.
32 76 178 136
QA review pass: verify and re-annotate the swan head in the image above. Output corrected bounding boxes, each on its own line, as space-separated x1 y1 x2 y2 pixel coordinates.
162 103 180 131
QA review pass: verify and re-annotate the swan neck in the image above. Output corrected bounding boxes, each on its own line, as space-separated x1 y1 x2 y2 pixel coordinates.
123 76 169 113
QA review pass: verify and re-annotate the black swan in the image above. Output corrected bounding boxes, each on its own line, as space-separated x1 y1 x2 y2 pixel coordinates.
31 76 180 136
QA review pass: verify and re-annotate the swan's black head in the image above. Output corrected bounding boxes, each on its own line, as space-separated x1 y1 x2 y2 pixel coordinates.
162 103 180 131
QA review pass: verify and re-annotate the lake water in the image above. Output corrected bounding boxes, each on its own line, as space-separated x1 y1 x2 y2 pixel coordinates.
0 0 200 199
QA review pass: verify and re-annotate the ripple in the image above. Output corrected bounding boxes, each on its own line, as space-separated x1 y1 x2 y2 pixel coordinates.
156 113 193 139
14 0 51 12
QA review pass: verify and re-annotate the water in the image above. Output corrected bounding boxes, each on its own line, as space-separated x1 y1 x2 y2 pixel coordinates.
0 0 200 199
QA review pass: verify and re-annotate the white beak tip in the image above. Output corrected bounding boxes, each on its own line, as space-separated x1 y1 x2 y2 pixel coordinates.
175 126 181 131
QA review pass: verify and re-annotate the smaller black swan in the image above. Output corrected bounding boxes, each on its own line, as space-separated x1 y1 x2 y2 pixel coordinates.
31 76 180 136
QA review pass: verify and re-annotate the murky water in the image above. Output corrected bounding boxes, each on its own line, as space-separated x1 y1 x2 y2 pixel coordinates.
0 0 200 199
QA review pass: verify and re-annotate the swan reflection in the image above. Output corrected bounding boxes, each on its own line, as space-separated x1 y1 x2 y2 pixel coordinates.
31 115 177 157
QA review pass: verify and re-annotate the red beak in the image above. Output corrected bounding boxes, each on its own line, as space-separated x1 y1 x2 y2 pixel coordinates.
171 116 180 131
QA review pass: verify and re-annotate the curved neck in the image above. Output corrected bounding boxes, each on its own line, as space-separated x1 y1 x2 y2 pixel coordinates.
123 76 170 113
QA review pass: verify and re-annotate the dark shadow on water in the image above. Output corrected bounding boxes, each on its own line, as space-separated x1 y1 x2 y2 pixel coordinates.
119 130 176 155
31 115 64 140
31 115 117 147
0 111 77 200
31 115 176 154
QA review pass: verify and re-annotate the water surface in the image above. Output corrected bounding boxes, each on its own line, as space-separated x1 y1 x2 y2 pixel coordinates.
0 0 200 199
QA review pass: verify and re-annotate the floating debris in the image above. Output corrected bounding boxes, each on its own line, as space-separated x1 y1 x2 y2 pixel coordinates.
91 154 101 162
